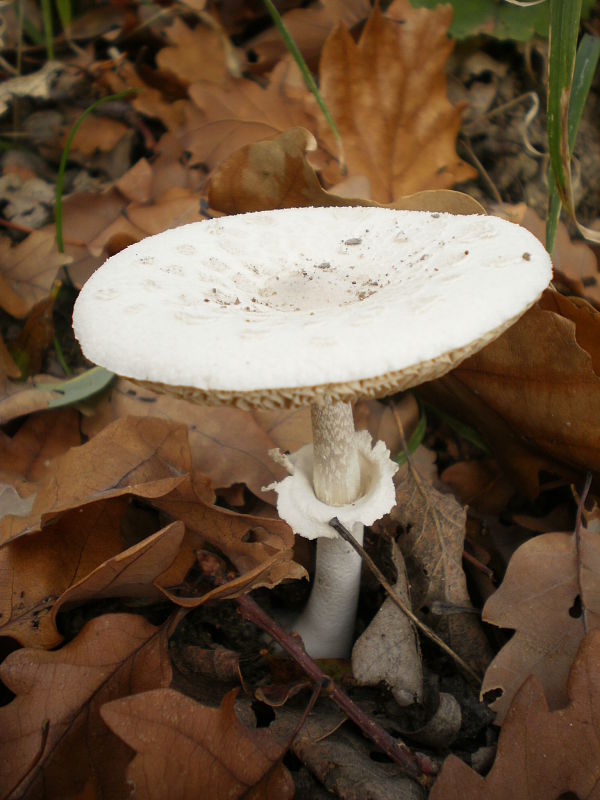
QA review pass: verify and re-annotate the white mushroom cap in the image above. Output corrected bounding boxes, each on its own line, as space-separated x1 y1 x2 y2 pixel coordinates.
73 207 552 408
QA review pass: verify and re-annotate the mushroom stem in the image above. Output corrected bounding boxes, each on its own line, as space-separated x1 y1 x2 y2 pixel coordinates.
294 525 364 658
311 401 361 505
293 400 364 658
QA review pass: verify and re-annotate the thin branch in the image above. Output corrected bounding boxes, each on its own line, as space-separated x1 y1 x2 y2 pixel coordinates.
235 593 436 786
459 136 503 205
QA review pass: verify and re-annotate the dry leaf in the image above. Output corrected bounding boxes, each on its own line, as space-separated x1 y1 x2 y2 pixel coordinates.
353 394 420 458
317 1 475 201
103 60 190 134
0 505 181 651
0 332 20 379
173 643 240 682
101 688 294 800
185 58 324 171
0 408 81 490
81 378 299 502
442 290 600 490
61 114 130 157
379 460 492 673
0 230 71 318
0 373 107 425
51 520 185 618
206 127 339 212
253 406 312 455
440 459 515 516
245 0 370 72
0 497 132 647
59 136 206 287
0 614 171 799
269 703 423 800
86 186 206 257
430 631 600 800
207 126 484 215
61 188 125 254
0 416 193 545
154 486 306 603
115 156 154 203
480 528 600 724
352 542 423 706
11 292 56 376
157 18 230 85
0 409 303 646
0 61 66 117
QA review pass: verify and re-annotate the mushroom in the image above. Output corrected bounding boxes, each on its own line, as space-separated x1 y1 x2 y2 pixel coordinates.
73 206 552 658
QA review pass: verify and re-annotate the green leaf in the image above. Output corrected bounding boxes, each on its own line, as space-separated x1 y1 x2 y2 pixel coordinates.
40 0 54 60
43 367 115 409
408 0 594 41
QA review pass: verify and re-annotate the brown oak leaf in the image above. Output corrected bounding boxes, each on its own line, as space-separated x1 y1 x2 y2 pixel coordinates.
430 290 600 496
317 1 476 201
0 230 71 318
430 631 600 800
0 614 171 800
0 416 193 546
481 527 600 724
101 688 294 800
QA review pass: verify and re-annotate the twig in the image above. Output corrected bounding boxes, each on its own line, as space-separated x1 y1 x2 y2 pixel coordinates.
329 518 482 685
285 680 323 745
235 593 435 786
463 549 495 579
459 136 503 205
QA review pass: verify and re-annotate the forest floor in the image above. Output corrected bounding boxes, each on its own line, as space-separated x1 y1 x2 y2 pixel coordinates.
1 2 600 798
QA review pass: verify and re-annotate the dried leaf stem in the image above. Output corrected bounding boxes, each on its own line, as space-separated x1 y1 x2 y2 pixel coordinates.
235 593 435 786
329 517 482 685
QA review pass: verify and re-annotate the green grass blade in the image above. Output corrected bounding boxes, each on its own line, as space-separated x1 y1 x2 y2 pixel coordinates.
40 0 54 60
545 170 562 253
261 0 345 172
567 33 600 148
394 405 428 465
55 89 138 259
22 16 44 46
422 401 491 455
55 0 71 35
545 31 599 252
546 0 581 207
